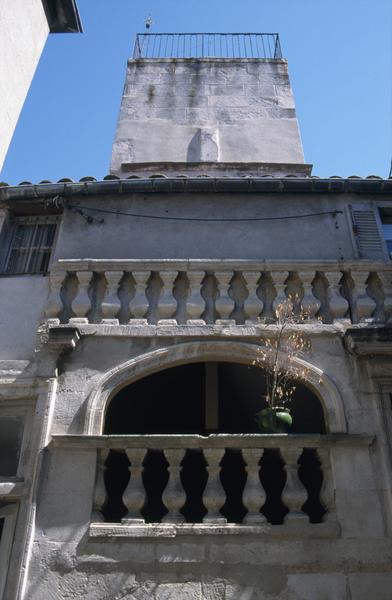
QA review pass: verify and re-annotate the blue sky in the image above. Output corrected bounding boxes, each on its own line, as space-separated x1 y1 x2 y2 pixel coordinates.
1 0 391 184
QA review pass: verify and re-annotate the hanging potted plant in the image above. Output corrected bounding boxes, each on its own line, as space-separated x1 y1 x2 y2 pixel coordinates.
253 298 312 433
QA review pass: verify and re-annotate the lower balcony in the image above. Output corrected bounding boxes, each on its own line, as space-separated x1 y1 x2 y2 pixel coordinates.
51 433 374 539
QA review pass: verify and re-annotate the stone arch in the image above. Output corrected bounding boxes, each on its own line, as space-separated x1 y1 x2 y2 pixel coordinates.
83 340 347 435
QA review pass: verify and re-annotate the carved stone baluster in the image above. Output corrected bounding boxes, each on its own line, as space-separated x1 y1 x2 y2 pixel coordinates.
70 271 92 322
298 271 320 318
92 448 109 522
271 271 288 315
157 271 177 323
317 447 337 524
351 271 376 321
202 448 226 523
101 271 123 323
45 271 66 319
242 449 267 524
162 449 186 523
215 271 234 323
378 272 392 322
186 271 205 323
243 272 263 323
280 447 308 524
122 448 147 523
129 271 150 323
325 271 348 321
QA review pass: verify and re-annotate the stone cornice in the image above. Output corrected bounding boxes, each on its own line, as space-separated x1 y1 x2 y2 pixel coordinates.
344 327 392 356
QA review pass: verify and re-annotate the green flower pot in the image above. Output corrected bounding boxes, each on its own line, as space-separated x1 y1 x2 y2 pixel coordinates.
256 407 292 433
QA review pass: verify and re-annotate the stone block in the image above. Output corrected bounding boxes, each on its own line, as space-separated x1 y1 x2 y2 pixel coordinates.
330 447 377 490
206 83 245 96
155 582 202 600
156 542 206 563
349 573 392 600
287 573 347 600
201 581 226 600
336 489 385 538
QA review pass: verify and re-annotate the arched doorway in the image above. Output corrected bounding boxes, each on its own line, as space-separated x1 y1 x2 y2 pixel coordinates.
104 361 326 435
101 362 326 525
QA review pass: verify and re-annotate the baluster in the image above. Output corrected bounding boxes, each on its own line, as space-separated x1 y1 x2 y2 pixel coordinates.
101 271 123 323
298 271 320 318
122 448 147 523
243 272 263 323
280 447 308 524
129 271 149 323
202 448 226 523
317 447 337 524
162 449 186 523
271 271 288 315
378 272 392 322
242 449 267 524
351 271 376 321
70 271 92 322
45 271 66 319
215 271 234 322
92 448 109 522
157 271 177 323
186 271 205 323
324 271 348 320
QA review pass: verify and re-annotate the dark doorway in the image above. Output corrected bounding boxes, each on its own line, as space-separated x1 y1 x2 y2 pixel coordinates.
104 362 325 435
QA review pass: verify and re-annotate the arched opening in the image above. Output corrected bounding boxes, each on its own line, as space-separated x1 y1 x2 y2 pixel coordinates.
101 362 326 525
104 362 326 435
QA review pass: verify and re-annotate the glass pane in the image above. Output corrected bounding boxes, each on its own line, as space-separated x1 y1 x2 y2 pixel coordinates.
0 417 24 476
5 222 56 274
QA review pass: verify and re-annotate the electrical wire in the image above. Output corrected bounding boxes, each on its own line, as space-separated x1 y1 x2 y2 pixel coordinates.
66 203 343 223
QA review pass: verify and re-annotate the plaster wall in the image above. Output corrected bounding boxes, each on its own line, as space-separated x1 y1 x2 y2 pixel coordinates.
0 0 49 171
111 59 305 175
0 275 49 360
53 193 354 261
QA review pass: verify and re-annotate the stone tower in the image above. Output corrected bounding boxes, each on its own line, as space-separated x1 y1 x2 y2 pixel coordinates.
111 32 310 178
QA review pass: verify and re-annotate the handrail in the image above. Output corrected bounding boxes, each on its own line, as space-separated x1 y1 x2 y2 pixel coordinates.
132 33 283 60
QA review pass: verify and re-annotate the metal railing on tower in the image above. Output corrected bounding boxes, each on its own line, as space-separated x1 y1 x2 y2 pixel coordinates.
132 33 283 60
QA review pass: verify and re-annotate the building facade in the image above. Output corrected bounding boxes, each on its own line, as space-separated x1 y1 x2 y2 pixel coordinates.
0 33 392 599
0 0 82 171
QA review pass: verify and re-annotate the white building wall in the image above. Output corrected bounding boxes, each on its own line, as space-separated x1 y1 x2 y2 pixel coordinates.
0 0 49 171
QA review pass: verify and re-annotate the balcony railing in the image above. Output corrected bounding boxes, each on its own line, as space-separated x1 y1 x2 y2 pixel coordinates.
133 33 283 60
46 433 372 532
45 259 392 326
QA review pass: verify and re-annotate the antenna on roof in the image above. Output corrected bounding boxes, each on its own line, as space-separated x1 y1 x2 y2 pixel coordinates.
145 14 153 30
389 159 392 179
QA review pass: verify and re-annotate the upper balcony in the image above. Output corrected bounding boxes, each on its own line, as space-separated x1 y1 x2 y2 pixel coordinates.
45 258 392 333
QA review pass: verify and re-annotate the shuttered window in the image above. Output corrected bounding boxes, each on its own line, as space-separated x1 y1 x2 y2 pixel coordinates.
2 216 58 275
350 205 385 259
379 208 392 260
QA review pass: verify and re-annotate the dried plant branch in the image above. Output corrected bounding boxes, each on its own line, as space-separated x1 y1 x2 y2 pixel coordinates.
252 296 312 410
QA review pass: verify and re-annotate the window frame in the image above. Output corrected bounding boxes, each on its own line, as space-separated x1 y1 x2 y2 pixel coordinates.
0 504 18 600
0 214 60 276
378 206 392 260
0 403 32 482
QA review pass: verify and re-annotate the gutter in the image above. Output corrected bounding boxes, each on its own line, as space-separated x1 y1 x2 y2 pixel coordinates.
1 177 392 206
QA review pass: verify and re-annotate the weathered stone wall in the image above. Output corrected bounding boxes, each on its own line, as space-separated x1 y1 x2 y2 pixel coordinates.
111 59 305 174
22 332 392 599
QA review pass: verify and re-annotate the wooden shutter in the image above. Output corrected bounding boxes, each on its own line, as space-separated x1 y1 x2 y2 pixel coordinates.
350 205 385 259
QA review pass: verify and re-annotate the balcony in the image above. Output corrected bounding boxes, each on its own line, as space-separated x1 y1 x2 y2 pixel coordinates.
45 259 392 329
51 433 373 538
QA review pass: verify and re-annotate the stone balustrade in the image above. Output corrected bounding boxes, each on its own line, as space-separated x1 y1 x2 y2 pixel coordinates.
86 434 351 527
45 259 392 326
